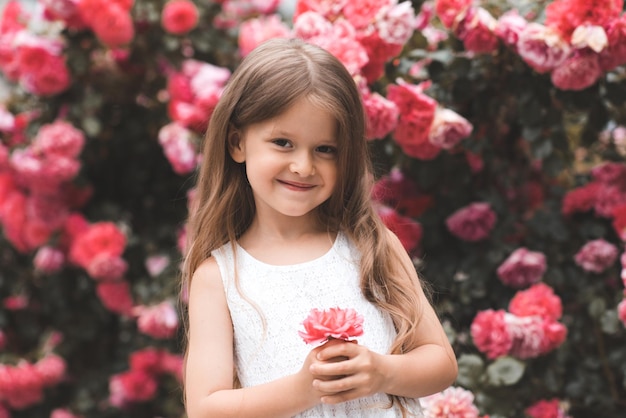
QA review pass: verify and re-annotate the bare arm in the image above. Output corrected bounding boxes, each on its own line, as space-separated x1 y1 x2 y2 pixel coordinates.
184 258 327 418
309 229 458 402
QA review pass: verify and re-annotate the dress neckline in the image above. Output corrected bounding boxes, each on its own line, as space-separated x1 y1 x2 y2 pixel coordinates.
235 231 343 269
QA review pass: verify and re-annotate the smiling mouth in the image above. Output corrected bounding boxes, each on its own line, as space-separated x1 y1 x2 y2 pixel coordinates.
278 180 316 191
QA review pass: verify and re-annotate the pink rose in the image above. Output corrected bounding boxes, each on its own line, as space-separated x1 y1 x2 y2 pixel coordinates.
456 7 499 54
237 14 291 57
508 283 563 322
428 107 473 150
51 408 82 418
470 309 512 359
494 9 528 50
574 238 619 273
421 386 480 418
312 34 369 76
446 202 497 242
517 23 571 74
109 370 158 407
496 247 547 288
134 301 179 340
505 314 546 359
599 15 626 71
33 120 85 158
161 0 199 35
591 161 626 186
377 205 422 252
86 254 128 281
293 11 332 40
34 354 66 387
96 281 134 316
551 50 602 91
68 222 126 269
33 246 65 274
158 122 198 175
388 81 439 160
525 399 572 418
374 1 416 46
434 0 472 29
20 54 71 97
363 91 398 140
299 307 364 345
91 4 134 48
342 0 389 29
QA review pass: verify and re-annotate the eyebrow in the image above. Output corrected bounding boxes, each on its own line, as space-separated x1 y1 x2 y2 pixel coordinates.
272 130 338 143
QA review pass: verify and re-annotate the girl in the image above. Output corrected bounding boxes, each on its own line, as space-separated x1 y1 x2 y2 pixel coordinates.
182 38 458 418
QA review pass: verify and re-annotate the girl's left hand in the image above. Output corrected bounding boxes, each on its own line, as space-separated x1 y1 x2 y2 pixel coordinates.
308 339 386 404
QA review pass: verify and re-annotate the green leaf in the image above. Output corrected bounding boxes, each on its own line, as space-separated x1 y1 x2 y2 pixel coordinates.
486 357 526 386
456 354 485 389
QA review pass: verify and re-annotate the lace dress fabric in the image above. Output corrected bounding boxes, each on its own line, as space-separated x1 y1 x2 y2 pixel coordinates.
212 232 424 417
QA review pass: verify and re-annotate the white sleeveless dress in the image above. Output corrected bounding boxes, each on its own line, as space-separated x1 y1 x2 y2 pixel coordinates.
212 232 424 417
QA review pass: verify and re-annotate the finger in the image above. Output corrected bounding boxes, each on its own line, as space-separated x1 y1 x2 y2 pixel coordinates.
310 357 354 378
313 374 358 394
320 389 360 405
317 341 359 361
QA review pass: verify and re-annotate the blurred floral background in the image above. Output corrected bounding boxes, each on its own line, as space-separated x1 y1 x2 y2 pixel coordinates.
1 0 625 417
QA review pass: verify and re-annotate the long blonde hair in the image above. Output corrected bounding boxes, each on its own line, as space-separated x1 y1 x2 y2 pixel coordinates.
182 38 424 413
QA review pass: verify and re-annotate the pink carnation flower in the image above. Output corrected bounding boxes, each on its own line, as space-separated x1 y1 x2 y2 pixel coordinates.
161 0 199 35
574 238 619 273
496 247 547 288
135 301 179 340
509 283 563 322
470 309 512 359
428 107 473 150
421 386 480 418
299 307 364 345
446 202 497 242
0 361 45 409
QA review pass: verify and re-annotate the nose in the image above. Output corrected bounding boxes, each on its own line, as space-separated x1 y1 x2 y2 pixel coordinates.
289 151 315 177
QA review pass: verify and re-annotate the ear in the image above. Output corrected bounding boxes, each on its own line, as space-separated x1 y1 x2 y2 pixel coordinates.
228 128 245 163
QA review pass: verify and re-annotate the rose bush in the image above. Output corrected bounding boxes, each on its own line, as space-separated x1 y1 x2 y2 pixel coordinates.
1 0 626 417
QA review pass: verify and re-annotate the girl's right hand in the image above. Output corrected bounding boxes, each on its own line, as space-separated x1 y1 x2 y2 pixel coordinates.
297 340 350 405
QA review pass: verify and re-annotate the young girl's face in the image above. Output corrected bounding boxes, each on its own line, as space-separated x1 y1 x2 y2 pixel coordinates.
230 96 339 222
